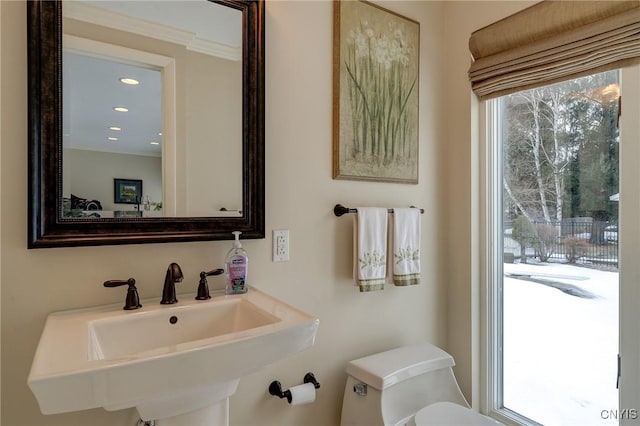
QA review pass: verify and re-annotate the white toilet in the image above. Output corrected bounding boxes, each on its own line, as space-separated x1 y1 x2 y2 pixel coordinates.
340 343 503 426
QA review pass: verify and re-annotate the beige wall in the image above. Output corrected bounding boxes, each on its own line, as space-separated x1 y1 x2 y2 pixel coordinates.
1 1 540 425
441 0 536 405
185 51 243 215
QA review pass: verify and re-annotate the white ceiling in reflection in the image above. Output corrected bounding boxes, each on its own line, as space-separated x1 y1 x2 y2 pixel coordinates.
63 53 162 157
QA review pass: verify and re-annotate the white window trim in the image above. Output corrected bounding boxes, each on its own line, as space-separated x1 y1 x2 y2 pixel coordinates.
618 65 640 426
478 97 498 417
479 97 529 426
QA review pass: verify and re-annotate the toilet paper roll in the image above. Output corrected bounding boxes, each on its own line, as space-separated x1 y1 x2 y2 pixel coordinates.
288 382 316 406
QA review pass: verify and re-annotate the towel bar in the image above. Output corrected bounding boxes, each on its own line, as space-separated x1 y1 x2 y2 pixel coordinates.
333 204 424 217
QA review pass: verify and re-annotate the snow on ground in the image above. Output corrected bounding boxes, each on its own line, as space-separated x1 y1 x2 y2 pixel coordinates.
503 262 618 425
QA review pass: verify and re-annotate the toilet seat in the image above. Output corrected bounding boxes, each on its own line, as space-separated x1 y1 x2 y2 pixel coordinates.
414 402 503 426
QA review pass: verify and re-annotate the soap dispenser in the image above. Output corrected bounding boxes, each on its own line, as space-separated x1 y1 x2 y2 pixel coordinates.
225 231 249 294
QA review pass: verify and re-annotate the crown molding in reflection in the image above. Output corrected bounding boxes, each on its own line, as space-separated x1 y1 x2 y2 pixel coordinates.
63 2 242 61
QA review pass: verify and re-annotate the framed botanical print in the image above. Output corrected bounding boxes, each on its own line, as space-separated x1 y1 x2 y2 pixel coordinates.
333 0 420 183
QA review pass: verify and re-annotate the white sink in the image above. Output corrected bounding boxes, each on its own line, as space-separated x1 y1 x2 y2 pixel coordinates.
28 287 319 423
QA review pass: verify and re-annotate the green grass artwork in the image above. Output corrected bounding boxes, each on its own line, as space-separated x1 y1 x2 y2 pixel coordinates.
334 1 419 183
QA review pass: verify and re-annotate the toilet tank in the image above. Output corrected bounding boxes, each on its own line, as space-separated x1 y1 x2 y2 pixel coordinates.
341 343 468 426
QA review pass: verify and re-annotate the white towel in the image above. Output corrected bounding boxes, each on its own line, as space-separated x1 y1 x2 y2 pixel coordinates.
392 208 421 286
354 208 388 292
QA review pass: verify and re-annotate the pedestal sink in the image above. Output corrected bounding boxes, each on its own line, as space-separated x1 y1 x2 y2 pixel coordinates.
28 287 319 425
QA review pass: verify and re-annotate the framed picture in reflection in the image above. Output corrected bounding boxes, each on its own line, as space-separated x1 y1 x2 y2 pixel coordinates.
114 178 143 204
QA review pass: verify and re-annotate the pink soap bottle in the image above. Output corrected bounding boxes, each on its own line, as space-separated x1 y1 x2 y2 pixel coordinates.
225 231 248 294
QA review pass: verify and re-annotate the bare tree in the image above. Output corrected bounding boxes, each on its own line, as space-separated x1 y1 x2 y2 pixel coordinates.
519 89 552 222
504 82 587 223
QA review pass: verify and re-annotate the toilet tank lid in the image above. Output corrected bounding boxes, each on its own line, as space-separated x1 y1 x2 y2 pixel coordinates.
346 343 455 391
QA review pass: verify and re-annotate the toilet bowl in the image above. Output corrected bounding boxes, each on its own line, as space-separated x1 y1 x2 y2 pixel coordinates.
413 402 502 426
340 343 503 426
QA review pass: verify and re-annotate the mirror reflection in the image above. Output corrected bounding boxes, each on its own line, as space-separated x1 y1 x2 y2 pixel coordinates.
62 0 243 218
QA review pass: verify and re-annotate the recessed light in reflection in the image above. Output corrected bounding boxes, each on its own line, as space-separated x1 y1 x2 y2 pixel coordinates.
119 77 139 85
109 126 121 131
113 107 128 112
150 141 160 145
108 137 119 141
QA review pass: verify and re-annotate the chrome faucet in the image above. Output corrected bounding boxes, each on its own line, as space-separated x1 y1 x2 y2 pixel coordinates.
161 262 184 304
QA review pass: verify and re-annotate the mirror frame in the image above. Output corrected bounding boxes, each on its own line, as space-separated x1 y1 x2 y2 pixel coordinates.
27 0 265 248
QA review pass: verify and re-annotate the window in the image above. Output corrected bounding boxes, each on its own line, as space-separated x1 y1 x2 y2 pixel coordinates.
471 2 640 424
482 67 640 425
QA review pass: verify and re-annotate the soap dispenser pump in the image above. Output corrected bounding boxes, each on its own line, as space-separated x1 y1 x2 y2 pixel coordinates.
225 231 249 294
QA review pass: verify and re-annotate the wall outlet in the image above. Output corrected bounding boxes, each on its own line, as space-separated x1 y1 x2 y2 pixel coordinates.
273 230 290 262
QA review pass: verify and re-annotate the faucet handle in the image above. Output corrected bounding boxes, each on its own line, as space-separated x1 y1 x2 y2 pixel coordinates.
202 268 224 278
196 268 224 300
104 278 142 310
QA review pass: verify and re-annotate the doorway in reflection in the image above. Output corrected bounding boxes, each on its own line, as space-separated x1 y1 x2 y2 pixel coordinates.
63 52 163 218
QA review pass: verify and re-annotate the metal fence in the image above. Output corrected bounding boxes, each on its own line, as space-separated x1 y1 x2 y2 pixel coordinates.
504 220 619 268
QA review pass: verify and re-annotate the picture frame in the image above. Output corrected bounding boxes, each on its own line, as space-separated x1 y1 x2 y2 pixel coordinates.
333 0 420 184
114 179 143 204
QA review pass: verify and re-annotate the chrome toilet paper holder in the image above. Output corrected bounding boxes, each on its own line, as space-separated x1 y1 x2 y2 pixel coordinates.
269 372 320 403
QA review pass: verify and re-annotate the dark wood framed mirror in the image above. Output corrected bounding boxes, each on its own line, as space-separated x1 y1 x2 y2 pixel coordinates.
27 0 264 248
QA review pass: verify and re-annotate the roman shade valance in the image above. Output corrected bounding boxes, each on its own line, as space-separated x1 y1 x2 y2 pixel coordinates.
468 0 640 100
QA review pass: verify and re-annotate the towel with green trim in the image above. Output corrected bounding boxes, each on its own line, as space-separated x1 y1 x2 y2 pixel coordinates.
392 208 420 286
354 207 388 292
